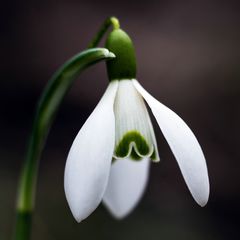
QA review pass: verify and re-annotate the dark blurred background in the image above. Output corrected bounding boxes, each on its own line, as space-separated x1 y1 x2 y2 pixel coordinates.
1 0 240 239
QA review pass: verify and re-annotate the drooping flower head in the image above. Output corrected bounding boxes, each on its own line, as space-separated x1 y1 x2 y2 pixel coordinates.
105 29 160 163
64 22 209 222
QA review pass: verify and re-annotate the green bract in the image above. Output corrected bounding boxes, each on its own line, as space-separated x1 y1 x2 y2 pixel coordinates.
105 29 137 80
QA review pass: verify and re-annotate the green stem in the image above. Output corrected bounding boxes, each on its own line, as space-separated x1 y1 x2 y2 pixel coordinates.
14 212 32 240
12 48 115 240
88 16 120 48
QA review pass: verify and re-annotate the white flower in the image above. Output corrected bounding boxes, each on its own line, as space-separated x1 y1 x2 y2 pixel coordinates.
64 78 209 222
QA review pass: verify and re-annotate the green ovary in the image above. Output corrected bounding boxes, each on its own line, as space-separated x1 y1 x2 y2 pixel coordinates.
114 130 153 160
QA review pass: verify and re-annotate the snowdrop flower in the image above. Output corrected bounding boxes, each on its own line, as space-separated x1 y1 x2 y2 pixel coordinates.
64 28 209 222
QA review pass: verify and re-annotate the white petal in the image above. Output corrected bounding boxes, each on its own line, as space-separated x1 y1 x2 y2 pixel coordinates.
133 80 209 206
113 79 159 161
103 158 150 219
64 81 118 222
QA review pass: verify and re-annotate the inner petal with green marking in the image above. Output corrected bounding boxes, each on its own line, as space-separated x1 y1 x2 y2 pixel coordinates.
113 79 160 161
114 130 156 160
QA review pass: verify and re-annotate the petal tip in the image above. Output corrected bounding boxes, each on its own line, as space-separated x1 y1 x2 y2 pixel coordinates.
73 212 88 223
104 203 131 220
65 196 94 223
74 214 86 223
199 202 207 207
73 213 83 223
194 183 210 207
197 197 209 207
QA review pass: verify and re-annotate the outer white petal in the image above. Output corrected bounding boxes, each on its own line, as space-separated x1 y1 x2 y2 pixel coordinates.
64 81 118 222
103 158 150 219
133 80 209 206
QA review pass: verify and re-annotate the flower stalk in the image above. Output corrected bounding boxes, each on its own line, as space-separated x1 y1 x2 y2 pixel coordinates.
88 17 120 48
12 47 115 240
13 16 120 240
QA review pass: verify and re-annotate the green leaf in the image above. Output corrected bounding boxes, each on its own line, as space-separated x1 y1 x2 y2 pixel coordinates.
37 47 115 137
